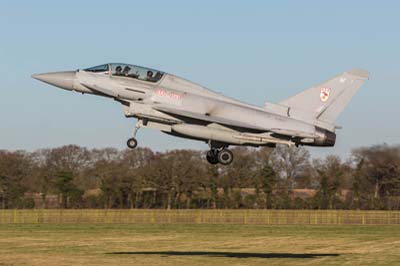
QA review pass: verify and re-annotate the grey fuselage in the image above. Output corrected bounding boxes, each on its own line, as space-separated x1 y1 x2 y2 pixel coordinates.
32 63 340 148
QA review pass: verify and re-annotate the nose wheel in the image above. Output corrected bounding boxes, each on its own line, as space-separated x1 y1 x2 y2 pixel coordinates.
127 138 138 149
206 148 233 165
126 119 143 149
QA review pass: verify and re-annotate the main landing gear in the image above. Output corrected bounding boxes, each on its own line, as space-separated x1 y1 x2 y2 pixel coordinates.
206 147 234 165
127 119 143 149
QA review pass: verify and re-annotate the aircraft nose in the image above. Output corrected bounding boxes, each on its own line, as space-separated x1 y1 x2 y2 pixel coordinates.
32 71 76 91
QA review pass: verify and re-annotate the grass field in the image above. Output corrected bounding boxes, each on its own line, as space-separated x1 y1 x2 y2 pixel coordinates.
0 224 399 266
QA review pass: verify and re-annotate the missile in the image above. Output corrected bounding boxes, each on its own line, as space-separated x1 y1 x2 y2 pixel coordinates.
172 124 242 144
171 124 292 146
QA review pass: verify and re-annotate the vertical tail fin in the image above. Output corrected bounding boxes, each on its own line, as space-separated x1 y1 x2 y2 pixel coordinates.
279 68 369 124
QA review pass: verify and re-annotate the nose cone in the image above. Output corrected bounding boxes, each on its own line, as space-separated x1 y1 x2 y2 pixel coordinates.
32 71 76 91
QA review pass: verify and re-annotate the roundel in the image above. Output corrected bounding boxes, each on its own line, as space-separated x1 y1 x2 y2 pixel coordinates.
320 87 331 102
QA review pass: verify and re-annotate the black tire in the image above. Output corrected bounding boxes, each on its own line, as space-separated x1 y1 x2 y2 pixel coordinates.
206 150 219 164
127 138 138 149
217 149 233 165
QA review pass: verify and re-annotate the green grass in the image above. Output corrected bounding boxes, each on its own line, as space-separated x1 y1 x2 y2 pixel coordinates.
0 224 399 266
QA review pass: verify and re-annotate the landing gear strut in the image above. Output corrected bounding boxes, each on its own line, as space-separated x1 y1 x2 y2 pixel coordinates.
127 119 143 149
206 144 234 165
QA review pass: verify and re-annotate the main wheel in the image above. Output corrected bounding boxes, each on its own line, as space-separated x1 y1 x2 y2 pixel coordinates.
206 150 219 165
127 137 138 149
217 149 233 165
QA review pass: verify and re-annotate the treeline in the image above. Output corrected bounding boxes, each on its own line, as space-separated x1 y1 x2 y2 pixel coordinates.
0 144 399 210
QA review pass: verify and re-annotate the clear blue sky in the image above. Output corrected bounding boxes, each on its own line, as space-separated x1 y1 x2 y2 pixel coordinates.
0 0 399 158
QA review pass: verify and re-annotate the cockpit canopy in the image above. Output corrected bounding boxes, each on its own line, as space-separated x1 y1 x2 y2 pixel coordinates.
83 63 164 83
84 64 109 73
110 63 164 83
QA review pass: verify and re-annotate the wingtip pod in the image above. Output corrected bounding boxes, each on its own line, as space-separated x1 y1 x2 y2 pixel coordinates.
347 68 369 79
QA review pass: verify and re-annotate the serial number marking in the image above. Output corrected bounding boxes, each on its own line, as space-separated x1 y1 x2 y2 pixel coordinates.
156 89 183 100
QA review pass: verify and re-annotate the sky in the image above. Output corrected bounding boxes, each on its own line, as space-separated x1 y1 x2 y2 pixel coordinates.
0 0 399 159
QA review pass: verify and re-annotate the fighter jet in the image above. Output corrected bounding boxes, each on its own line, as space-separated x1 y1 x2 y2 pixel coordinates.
32 63 368 165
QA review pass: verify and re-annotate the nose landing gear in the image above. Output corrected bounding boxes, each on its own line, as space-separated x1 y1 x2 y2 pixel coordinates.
127 138 138 149
127 119 143 149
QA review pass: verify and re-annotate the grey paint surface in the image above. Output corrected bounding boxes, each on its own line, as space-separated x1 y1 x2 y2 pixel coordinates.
32 64 368 150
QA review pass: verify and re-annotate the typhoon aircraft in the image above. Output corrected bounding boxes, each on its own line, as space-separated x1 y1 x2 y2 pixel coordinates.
32 63 368 165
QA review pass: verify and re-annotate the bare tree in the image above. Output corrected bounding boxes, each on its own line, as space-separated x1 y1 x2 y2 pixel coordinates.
270 145 311 189
351 145 400 209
